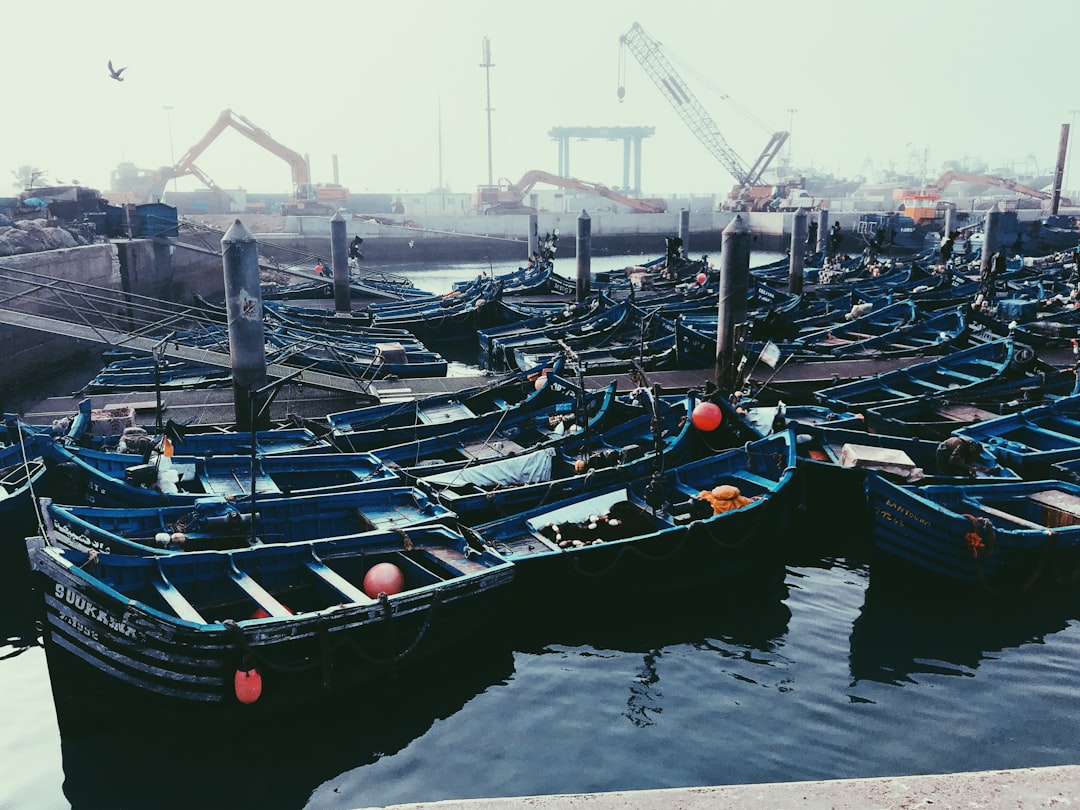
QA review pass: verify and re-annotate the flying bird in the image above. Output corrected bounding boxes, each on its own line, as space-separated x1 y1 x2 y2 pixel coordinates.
107 60 127 81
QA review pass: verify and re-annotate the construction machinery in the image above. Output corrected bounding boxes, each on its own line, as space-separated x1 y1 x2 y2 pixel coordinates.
475 169 667 214
129 109 349 215
617 22 788 201
898 170 1071 225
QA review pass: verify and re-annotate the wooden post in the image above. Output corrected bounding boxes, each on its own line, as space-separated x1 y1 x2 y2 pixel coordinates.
715 215 751 394
576 210 591 304
789 209 807 295
330 211 350 314
222 219 269 431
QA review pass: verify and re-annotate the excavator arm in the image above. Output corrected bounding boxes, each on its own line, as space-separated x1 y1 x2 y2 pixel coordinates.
496 169 666 213
133 109 324 205
928 170 1070 204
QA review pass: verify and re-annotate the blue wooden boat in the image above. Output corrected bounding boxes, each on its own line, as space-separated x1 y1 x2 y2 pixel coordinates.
44 442 402 508
511 332 678 376
463 430 797 599
327 361 562 453
27 523 514 706
793 423 1020 548
39 485 455 555
58 399 335 456
866 475 1080 591
821 305 970 359
862 368 1080 440
813 337 1039 411
418 393 703 525
369 380 637 479
952 393 1080 479
487 299 633 370
0 422 49 539
740 403 865 437
477 295 612 365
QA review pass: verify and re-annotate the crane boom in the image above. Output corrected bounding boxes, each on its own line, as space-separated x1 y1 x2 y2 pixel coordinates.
618 22 788 189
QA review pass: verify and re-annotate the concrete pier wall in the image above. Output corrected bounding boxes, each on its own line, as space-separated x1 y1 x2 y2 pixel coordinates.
0 240 185 405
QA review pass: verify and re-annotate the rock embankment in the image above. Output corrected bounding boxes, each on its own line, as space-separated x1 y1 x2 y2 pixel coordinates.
0 218 93 257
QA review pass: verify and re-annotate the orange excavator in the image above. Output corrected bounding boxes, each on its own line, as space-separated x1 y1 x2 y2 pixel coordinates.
134 109 349 215
476 169 667 214
924 170 1062 202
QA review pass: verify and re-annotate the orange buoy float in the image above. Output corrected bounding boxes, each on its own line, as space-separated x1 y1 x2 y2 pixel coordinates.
234 666 262 704
691 401 723 432
534 375 548 391
363 562 405 598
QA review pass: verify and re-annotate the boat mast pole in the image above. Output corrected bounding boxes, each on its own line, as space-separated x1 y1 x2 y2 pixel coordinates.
248 370 304 546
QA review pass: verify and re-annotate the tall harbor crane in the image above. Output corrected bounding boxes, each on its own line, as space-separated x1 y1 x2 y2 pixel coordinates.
618 22 788 199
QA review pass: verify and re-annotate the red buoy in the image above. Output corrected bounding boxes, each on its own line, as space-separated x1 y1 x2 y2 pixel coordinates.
696 272 707 285
363 562 405 598
234 667 262 704
691 401 723 432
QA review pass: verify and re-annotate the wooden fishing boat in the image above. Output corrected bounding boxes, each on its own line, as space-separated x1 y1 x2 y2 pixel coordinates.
866 475 1080 591
511 332 678 376
793 423 1020 548
952 393 1080 479
27 523 514 706
821 306 970 359
326 361 560 453
58 399 334 456
44 442 403 508
862 368 1080 440
463 430 797 599
476 295 612 366
418 393 705 525
368 380 638 479
740 403 865 437
39 485 455 555
488 299 633 370
813 337 1041 411
0 422 49 539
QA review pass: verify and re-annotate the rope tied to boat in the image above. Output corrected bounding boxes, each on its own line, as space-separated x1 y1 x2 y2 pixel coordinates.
962 513 993 558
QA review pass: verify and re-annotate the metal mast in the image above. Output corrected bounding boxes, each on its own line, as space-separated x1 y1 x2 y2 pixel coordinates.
481 37 494 187
618 22 787 190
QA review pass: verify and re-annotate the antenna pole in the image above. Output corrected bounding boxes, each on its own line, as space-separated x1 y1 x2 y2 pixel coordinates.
481 37 495 187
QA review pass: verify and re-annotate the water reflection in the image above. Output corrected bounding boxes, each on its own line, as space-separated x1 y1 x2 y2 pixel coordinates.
849 579 1080 686
56 629 515 810
512 567 792 729
0 544 41 661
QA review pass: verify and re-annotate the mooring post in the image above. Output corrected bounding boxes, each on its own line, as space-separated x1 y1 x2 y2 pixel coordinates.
576 209 591 304
789 209 807 295
528 213 539 261
330 211 350 314
222 219 269 431
715 215 751 394
943 207 954 240
980 207 1002 277
816 209 829 255
678 208 690 256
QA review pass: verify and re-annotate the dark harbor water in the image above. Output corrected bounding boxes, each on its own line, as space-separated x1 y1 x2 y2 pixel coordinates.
4 251 1080 809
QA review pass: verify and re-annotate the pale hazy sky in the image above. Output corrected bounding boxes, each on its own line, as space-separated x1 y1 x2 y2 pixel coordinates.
6 0 1080 197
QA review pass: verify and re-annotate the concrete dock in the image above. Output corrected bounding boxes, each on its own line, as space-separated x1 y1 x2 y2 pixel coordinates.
357 766 1080 809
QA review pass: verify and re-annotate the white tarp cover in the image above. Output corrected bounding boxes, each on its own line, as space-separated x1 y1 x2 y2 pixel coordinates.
423 447 555 489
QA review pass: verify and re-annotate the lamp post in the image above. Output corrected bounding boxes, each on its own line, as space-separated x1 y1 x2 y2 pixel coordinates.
162 105 177 194
1069 109 1080 196
786 107 797 170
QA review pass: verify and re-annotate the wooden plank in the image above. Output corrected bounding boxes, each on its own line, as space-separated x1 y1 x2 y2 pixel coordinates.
154 565 206 623
970 502 1048 531
228 565 292 617
306 559 375 604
